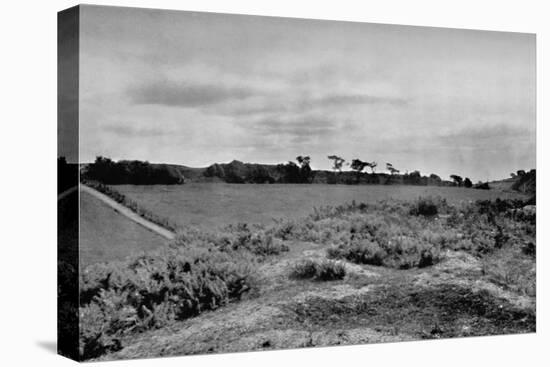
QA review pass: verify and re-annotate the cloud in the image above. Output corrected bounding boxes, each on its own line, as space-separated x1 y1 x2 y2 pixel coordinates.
128 80 256 107
436 124 534 147
104 124 169 137
218 93 408 117
247 116 343 140
313 94 408 107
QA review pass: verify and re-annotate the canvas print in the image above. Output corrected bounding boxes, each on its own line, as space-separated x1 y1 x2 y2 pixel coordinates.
58 4 536 362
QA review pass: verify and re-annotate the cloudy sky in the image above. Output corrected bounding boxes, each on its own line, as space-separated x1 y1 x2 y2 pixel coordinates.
76 5 535 181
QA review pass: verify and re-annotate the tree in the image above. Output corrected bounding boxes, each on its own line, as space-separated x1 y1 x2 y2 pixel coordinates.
517 170 526 177
277 161 301 183
296 155 311 167
327 155 345 172
350 159 368 173
296 155 312 183
450 174 463 187
408 170 422 184
366 161 378 174
429 173 441 181
350 159 368 182
464 177 473 188
386 162 399 175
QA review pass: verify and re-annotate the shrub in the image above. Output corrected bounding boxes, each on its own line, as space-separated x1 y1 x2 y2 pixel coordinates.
79 302 124 359
482 247 536 296
290 259 318 279
327 240 386 266
315 260 347 281
409 197 440 216
269 219 298 240
328 237 441 269
222 223 290 256
79 246 257 359
474 182 490 190
266 197 533 268
290 259 346 281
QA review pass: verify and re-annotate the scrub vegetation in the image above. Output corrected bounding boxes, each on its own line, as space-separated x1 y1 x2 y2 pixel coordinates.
77 193 536 361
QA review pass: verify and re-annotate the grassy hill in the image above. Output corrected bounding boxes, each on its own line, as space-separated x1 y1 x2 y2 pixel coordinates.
489 169 536 195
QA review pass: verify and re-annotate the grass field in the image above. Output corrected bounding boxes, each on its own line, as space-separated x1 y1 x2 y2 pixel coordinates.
112 183 528 228
79 190 169 266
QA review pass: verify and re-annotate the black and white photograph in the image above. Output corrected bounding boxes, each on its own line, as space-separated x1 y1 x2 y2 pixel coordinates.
56 3 537 363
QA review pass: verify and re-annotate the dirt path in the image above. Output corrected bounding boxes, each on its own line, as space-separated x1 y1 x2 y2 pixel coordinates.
80 184 176 240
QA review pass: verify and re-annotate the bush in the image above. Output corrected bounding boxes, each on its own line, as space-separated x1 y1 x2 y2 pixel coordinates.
219 223 290 256
79 246 258 359
327 240 386 266
289 259 318 279
290 259 346 281
315 260 347 280
409 197 440 216
267 197 534 268
328 237 441 269
474 182 490 190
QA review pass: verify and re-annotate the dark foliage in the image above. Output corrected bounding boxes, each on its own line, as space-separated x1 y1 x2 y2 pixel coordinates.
79 246 257 359
511 169 536 194
290 259 346 281
450 174 463 187
204 160 312 184
83 156 183 185
409 197 440 216
474 182 490 190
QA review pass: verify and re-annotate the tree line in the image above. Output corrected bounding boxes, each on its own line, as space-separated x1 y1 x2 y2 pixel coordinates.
77 155 486 188
82 156 183 185
326 155 478 187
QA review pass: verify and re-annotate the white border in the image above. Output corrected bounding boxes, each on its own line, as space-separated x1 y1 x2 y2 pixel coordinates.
1 1 546 366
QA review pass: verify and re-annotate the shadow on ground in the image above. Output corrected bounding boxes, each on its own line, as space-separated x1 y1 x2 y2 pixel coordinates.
36 340 57 354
